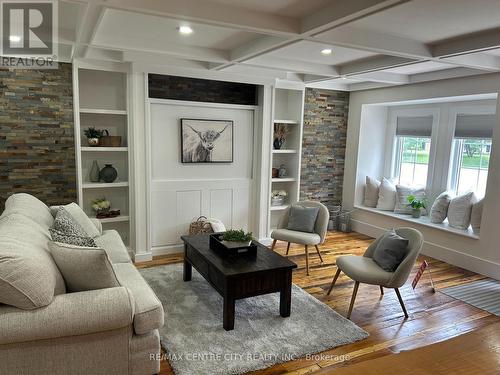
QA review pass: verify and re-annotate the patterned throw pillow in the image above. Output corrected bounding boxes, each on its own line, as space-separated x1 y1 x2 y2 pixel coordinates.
49 208 96 247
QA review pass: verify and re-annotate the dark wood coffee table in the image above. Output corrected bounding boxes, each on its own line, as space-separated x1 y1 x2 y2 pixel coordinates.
181 234 297 330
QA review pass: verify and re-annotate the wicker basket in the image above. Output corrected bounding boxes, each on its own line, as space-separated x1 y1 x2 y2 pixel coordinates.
99 129 122 147
189 216 214 235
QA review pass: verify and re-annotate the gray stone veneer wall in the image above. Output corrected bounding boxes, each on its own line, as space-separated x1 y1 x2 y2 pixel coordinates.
0 63 76 211
300 88 349 210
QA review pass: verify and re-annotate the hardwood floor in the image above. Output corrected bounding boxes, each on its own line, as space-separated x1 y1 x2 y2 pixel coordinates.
136 231 500 374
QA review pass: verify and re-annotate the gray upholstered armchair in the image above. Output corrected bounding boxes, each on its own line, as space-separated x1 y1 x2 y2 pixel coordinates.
327 227 424 319
271 201 329 276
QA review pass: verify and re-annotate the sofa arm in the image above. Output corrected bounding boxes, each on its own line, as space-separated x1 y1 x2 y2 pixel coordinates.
0 287 134 345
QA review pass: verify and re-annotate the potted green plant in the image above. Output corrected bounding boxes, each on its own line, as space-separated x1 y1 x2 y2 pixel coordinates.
407 195 427 218
83 127 104 146
91 198 111 215
221 229 253 248
271 190 287 206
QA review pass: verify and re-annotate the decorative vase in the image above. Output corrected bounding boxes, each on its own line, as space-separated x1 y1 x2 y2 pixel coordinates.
87 138 99 147
89 160 100 182
271 196 285 206
99 164 118 183
272 168 279 178
273 137 284 150
412 208 422 218
278 164 287 178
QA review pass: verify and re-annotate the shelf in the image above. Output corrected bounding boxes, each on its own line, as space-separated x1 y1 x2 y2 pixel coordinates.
81 147 128 152
80 108 128 115
82 181 129 189
98 215 130 223
274 119 300 124
270 205 290 211
272 178 296 182
272 149 297 154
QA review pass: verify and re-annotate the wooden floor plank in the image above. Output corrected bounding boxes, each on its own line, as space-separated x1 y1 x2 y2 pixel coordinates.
135 231 500 375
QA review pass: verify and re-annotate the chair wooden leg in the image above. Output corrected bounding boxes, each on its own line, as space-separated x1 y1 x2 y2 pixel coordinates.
286 242 290 255
327 268 341 295
347 281 360 319
380 286 384 295
394 288 409 318
305 245 309 276
314 245 324 262
271 239 277 251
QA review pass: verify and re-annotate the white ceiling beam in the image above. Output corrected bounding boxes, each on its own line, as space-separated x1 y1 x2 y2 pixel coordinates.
302 0 409 34
348 71 410 84
85 47 124 62
432 28 500 57
349 81 396 91
102 0 299 35
123 51 210 70
439 54 500 72
313 26 432 59
73 1 105 59
239 57 340 77
339 55 420 75
408 67 489 84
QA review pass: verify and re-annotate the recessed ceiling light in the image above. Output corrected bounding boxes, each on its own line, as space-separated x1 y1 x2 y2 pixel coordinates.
9 35 21 42
321 48 332 55
178 26 193 35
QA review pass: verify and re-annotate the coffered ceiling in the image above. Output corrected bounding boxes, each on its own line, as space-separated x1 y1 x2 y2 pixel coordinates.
57 0 500 90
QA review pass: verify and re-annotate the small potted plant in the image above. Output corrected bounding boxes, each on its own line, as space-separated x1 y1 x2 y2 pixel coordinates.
83 127 104 146
92 198 111 215
221 229 253 248
271 190 287 206
407 195 426 218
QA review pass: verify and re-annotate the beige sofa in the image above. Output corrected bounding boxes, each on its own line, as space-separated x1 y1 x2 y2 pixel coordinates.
0 194 164 375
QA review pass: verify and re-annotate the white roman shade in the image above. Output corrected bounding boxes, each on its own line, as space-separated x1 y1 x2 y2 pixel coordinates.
396 116 433 137
454 114 496 139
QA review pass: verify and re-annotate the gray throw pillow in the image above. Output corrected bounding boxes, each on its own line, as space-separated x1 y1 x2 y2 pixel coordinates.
430 191 453 223
372 229 410 272
49 208 96 247
48 242 120 292
287 205 320 233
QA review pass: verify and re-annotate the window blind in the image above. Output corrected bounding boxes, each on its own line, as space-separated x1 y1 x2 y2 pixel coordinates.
396 116 433 137
454 114 496 139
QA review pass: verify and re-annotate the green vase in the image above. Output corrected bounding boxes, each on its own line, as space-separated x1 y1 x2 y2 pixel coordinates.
99 164 118 183
89 160 100 182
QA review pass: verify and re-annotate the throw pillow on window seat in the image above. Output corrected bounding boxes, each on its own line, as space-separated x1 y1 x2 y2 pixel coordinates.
364 176 381 207
430 191 453 223
376 178 397 211
470 198 483 234
394 185 427 215
447 192 477 230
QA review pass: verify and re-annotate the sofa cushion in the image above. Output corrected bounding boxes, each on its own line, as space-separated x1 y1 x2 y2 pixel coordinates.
0 250 57 309
61 203 101 238
376 178 397 211
0 213 66 296
372 229 410 272
113 263 164 335
394 185 427 215
287 204 319 233
50 208 97 247
94 230 132 264
49 242 120 292
2 193 54 229
470 198 483 234
364 176 380 207
430 191 453 223
448 192 476 230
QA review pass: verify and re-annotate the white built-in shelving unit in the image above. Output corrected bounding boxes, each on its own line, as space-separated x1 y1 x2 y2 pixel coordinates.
268 84 305 233
73 65 133 248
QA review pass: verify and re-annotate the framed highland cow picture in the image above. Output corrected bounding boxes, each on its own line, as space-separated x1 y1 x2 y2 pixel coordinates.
181 118 234 163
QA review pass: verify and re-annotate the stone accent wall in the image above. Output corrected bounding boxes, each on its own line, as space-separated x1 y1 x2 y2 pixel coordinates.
148 74 257 105
300 88 349 210
0 63 76 211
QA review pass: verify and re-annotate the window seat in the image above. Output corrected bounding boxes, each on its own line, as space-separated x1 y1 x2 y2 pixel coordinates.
354 205 479 240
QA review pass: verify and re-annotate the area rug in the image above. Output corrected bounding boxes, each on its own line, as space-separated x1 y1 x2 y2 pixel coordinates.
441 278 500 316
140 263 368 375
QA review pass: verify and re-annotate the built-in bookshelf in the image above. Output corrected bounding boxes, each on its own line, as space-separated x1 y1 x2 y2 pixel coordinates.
268 85 305 233
73 66 132 248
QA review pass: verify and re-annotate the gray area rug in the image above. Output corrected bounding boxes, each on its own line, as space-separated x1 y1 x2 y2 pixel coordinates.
140 263 368 375
441 278 500 316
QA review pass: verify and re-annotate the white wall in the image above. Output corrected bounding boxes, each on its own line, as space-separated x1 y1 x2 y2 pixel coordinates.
344 73 500 279
148 100 257 254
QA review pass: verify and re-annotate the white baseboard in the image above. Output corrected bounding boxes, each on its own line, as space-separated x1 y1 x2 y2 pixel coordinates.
151 244 184 256
351 219 500 280
134 252 153 262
